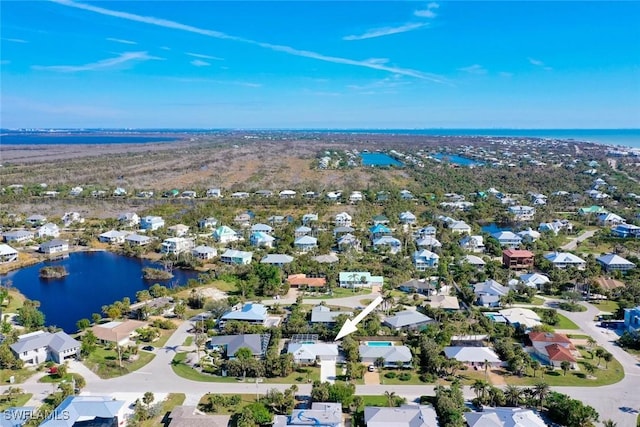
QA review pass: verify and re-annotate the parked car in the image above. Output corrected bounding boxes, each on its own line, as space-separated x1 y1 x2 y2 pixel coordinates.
367 365 376 372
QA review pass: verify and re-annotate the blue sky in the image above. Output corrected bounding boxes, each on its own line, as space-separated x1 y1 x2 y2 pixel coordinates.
1 1 639 129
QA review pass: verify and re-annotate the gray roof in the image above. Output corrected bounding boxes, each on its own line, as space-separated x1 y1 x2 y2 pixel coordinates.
364 405 438 427
443 346 501 363
126 234 151 243
3 230 33 239
39 239 68 250
284 403 343 427
312 254 339 264
261 254 294 264
40 396 125 427
208 334 269 356
384 310 433 329
464 407 546 427
310 306 352 323
168 406 230 427
10 331 79 354
358 345 412 363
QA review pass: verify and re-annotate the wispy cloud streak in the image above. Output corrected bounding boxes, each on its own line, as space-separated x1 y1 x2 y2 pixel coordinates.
343 22 426 41
190 59 210 67
528 57 552 71
32 51 161 72
458 64 487 74
414 2 439 18
186 52 223 60
106 37 137 45
51 0 447 83
2 38 28 43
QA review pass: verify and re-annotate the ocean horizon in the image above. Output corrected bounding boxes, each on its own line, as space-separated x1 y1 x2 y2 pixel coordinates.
2 128 639 149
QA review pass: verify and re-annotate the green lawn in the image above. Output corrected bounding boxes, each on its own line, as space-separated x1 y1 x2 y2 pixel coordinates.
38 373 84 384
139 393 186 427
360 395 389 407
567 334 591 339
590 300 619 314
0 393 32 411
182 336 193 346
197 393 258 415
304 287 371 299
534 308 580 330
378 369 431 385
264 367 320 384
84 347 155 379
0 368 35 385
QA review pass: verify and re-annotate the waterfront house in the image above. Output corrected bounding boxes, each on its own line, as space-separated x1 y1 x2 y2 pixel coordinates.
596 253 636 273
334 212 352 227
161 237 194 255
448 220 471 234
251 223 274 234
167 224 190 237
25 214 47 226
459 235 485 253
220 303 267 326
492 231 522 248
465 408 547 427
294 235 318 252
508 205 536 221
287 342 339 364
365 405 438 427
399 211 417 225
39 239 69 255
99 230 128 244
3 230 34 244
0 244 18 263
443 346 501 368
117 212 140 227
359 344 412 367
544 252 586 269
383 310 433 331
213 226 239 243
624 306 640 333
250 232 275 248
502 249 534 270
473 279 509 307
339 271 383 288
413 249 440 271
372 236 402 254
337 233 361 252
208 334 270 359
40 396 125 427
518 228 541 243
10 330 80 365
274 403 342 427
36 223 60 239
499 308 542 329
91 320 148 346
260 254 294 267
287 274 327 290
206 188 222 198
198 217 218 229
310 305 351 325
140 216 165 231
125 234 152 247
611 223 640 238
220 249 252 265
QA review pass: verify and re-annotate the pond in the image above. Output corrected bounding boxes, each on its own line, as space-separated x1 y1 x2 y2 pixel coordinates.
2 251 200 332
361 153 403 167
432 153 484 167
481 223 513 234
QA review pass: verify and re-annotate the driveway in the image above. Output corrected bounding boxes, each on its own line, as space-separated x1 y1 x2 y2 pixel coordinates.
560 229 597 250
319 360 336 384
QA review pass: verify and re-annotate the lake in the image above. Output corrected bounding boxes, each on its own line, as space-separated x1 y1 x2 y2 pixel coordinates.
481 223 513 234
1 251 200 332
432 153 484 167
361 152 403 167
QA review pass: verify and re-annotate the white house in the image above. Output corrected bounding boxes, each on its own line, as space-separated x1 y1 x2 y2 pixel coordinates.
288 342 339 364
98 230 128 244
69 186 83 196
213 226 239 243
113 187 127 196
220 249 253 265
160 237 195 255
335 212 352 227
473 279 509 307
251 223 274 234
459 235 485 253
597 212 626 226
518 228 541 243
117 212 140 227
3 230 34 244
508 205 536 221
206 188 222 198
125 234 152 247
349 191 364 203
544 252 586 269
198 217 218 229
413 249 440 271
339 272 383 288
0 244 18 263
372 236 402 254
279 190 296 199
10 331 80 365
192 245 217 260
294 235 318 252
596 253 636 273
140 216 165 231
61 212 84 226
39 239 69 254
399 211 417 224
492 231 522 248
25 214 47 226
167 224 190 237
443 346 501 367
36 223 60 238
250 232 275 248
449 220 471 234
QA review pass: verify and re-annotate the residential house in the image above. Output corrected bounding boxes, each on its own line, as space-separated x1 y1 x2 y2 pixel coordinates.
508 205 536 221
260 254 294 267
137 190 154 198
288 342 339 364
198 217 218 229
623 306 640 333
349 191 364 203
383 310 434 331
461 254 486 268
528 331 578 368
491 231 522 248
413 249 440 271
192 245 217 260
99 230 128 244
473 279 509 307
415 225 437 238
312 254 339 264
40 396 126 427
518 228 541 243
597 212 626 227
113 187 127 196
359 344 412 367
295 226 312 238
61 211 84 226
544 252 587 269
167 224 190 237
0 244 18 263
10 331 80 365
287 274 327 290
91 320 148 346
213 226 239 243
181 190 197 198
208 334 270 359
337 233 361 252
36 223 60 239
231 191 250 199
251 223 274 234
125 234 152 247
399 278 436 295
25 214 47 226
502 249 534 270
334 212 352 227
399 211 417 225
399 189 414 200
499 308 542 329
376 191 389 203
369 224 392 240
118 212 140 227
339 272 383 288
310 306 351 325
611 223 640 238
465 408 547 427
578 205 608 216
459 235 485 252
279 190 296 199
3 230 34 244
539 219 573 235
39 239 69 255
167 406 230 427
302 213 319 225
415 235 442 250
206 188 222 198
443 346 501 367
425 295 460 311
234 212 252 227
517 273 551 290
449 220 471 234
333 226 355 237
294 235 318 252
372 236 402 254
220 303 268 326
274 403 342 427
596 253 636 273
364 405 438 427
69 186 83 196
372 215 390 225
140 215 165 231
250 232 275 248
326 191 342 202
303 191 319 199
450 335 488 346
220 249 253 265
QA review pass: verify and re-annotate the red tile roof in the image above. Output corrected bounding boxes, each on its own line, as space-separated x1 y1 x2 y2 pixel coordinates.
503 249 535 257
529 331 572 345
287 274 327 287
545 344 576 362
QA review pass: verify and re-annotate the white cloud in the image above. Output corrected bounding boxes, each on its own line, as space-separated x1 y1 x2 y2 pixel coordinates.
32 51 162 72
185 52 223 60
427 2 440 9
52 0 447 83
106 37 137 45
343 22 427 41
528 57 552 71
415 2 439 18
2 38 28 43
458 64 487 74
190 59 210 67
170 77 262 87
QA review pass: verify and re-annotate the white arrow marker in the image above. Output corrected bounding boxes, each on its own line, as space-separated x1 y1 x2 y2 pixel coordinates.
334 295 384 341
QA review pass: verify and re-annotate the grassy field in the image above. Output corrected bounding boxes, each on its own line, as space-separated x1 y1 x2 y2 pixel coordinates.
378 369 430 385
0 393 32 411
139 393 186 427
0 368 35 385
360 395 389 407
182 336 193 346
533 308 580 330
197 393 258 415
38 372 84 384
305 287 371 299
590 300 619 314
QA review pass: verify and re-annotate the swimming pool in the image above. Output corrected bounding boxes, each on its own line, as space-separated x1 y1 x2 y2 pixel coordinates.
366 341 394 347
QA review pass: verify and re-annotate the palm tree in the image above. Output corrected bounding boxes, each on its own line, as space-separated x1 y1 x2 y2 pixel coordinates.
560 361 571 376
594 348 605 367
384 391 397 407
602 419 617 427
586 336 597 350
471 379 489 400
532 381 550 409
504 385 522 407
603 351 613 369
583 362 596 378
530 360 541 378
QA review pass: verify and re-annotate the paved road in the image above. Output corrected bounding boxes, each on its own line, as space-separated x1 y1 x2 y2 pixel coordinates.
560 229 597 251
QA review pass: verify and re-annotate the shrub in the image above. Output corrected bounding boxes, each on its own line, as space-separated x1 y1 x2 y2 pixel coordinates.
419 373 435 383
398 373 412 381
384 372 396 379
